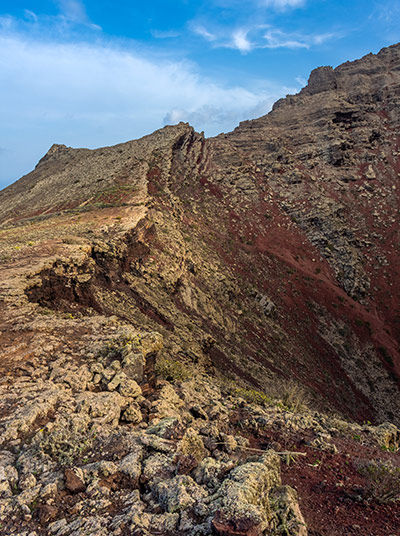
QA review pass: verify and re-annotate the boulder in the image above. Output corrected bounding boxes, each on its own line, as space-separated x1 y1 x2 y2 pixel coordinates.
212 451 281 536
155 475 207 514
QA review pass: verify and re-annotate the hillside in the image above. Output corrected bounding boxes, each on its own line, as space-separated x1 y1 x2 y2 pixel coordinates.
0 44 399 536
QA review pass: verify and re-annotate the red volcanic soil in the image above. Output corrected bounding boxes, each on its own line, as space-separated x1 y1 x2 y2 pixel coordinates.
258 428 400 535
283 447 400 536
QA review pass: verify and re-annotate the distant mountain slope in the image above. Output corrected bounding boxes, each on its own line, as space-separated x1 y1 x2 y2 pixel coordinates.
1 43 399 426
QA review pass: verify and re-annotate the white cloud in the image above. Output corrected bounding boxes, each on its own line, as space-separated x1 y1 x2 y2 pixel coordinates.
263 29 309 48
231 28 253 52
262 29 336 49
0 31 285 186
193 23 337 52
192 25 216 41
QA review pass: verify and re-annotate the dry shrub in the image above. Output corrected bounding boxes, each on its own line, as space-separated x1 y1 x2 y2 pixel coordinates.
355 458 400 503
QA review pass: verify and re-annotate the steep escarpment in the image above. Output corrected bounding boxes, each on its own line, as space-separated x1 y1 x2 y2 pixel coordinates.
1 45 400 426
0 43 400 536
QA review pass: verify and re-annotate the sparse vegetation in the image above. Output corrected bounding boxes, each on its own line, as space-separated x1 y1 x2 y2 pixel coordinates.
355 459 400 503
40 417 96 467
233 387 273 407
278 381 309 413
98 334 141 361
155 356 192 383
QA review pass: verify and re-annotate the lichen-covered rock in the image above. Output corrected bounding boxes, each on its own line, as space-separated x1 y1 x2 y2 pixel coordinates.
371 422 400 451
194 457 234 489
118 376 142 398
149 512 180 534
212 451 281 536
155 475 207 514
150 384 185 420
142 453 175 486
0 387 62 444
119 447 143 485
0 451 18 498
147 416 184 439
76 391 126 426
50 364 92 391
270 485 308 536
177 427 208 463
121 347 146 382
122 402 143 424
82 460 118 482
48 514 109 535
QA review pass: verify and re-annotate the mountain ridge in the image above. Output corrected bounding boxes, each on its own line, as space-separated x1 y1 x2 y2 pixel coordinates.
0 42 399 536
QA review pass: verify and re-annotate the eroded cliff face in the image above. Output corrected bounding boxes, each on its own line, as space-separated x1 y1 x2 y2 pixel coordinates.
1 44 400 428
1 42 400 536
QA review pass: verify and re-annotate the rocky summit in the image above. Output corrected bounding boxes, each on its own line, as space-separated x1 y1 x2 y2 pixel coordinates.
0 44 400 536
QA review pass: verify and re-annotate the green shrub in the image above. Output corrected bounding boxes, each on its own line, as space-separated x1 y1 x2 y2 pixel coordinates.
233 387 273 407
155 357 191 383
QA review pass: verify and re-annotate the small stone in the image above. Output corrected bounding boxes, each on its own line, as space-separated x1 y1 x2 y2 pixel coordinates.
64 468 86 494
107 371 124 391
102 367 116 381
122 404 143 424
147 417 184 440
19 474 37 490
118 378 142 398
38 504 59 524
90 363 104 375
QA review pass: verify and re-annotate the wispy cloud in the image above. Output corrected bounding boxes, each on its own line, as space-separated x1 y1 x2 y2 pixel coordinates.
262 29 335 49
193 23 337 53
263 29 309 48
0 26 286 185
259 0 306 9
212 0 305 9
192 25 217 41
369 1 400 42
57 0 101 29
295 75 307 86
151 29 180 39
24 10 38 22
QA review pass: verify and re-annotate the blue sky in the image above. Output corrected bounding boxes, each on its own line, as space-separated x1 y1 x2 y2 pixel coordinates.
1 1 399 188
